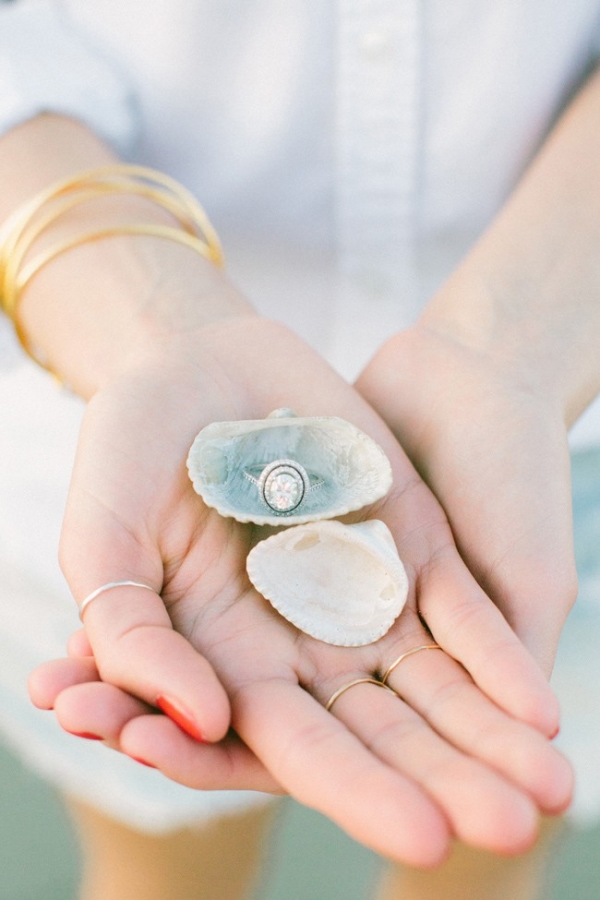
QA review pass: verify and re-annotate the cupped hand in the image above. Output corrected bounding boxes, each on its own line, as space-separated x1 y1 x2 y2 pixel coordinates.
357 322 578 677
28 318 572 866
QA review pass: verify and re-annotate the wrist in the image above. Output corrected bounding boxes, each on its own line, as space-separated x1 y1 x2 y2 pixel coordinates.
411 65 600 430
417 268 600 428
0 117 250 397
16 233 255 398
358 320 566 460
1 161 254 396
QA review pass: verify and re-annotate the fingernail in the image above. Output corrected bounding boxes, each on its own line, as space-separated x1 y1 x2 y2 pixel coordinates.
67 730 103 741
156 695 207 743
551 724 561 740
130 756 157 769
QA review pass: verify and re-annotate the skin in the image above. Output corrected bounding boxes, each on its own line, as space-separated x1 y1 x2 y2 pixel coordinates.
27 316 569 865
359 65 600 680
6 78 599 866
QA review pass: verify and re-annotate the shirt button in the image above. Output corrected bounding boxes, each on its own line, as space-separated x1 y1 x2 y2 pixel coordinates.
360 31 393 61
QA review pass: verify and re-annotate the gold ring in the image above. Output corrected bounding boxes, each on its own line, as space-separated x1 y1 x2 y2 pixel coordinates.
381 644 442 684
325 677 396 712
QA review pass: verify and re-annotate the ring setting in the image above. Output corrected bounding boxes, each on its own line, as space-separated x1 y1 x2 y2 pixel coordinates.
244 458 323 515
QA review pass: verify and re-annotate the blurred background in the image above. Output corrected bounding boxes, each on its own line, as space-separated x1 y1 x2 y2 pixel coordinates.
1 734 600 900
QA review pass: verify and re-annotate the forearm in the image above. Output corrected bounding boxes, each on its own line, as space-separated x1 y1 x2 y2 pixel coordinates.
0 114 254 398
354 70 600 668
419 66 600 425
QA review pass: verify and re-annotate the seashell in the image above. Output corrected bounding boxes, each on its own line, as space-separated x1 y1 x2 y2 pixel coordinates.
187 410 393 525
246 519 409 646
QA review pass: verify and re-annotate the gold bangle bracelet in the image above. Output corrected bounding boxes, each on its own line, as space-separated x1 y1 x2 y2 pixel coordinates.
0 164 223 259
2 179 218 315
0 164 225 378
19 224 218 294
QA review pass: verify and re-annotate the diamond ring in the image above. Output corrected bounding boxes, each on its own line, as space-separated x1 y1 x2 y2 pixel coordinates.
244 459 323 514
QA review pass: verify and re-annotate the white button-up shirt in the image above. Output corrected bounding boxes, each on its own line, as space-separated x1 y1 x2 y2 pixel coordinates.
2 2 600 392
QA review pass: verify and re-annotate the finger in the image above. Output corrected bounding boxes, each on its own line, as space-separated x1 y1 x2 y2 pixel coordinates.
67 628 94 657
365 450 561 738
28 657 100 710
60 401 232 745
417 551 561 737
119 715 281 793
380 646 573 816
46 675 275 793
326 681 539 856
54 681 151 747
77 582 231 743
232 679 451 868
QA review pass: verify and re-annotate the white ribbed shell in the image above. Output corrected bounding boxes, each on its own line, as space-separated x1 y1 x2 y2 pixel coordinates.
246 519 408 646
187 411 392 526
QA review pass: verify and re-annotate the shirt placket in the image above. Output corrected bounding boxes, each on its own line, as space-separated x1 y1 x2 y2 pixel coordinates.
331 0 421 378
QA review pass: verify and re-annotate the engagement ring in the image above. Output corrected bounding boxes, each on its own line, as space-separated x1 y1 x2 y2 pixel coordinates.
244 458 323 514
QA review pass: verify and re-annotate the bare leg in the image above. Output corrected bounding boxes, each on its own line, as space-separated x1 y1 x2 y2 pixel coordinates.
374 818 565 900
66 795 278 900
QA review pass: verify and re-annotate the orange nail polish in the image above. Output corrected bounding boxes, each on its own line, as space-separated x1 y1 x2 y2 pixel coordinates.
551 724 561 739
130 756 157 769
156 695 207 743
67 730 103 741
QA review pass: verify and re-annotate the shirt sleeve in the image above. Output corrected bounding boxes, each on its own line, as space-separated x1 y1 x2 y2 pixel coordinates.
0 0 139 154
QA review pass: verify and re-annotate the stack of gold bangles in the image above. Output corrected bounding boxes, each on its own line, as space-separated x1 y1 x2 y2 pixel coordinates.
0 164 224 377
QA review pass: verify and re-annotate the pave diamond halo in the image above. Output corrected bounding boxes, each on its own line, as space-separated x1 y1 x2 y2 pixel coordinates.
244 458 317 514
259 460 308 513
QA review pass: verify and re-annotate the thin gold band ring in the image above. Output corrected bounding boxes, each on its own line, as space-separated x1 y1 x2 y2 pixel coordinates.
325 678 396 712
381 644 442 685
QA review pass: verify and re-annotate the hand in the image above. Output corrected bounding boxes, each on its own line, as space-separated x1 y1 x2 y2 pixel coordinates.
28 317 571 867
357 322 577 677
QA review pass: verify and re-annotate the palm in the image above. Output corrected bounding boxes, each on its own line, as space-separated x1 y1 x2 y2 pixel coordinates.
32 325 572 864
357 325 577 676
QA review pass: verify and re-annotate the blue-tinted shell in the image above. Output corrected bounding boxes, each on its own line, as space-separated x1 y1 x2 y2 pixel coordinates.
187 410 392 526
